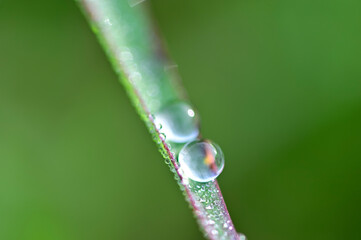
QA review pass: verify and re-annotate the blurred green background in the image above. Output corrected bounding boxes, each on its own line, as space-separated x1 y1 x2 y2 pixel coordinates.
1 0 361 239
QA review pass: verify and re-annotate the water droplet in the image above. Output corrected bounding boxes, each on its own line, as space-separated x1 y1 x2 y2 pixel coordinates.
164 158 170 164
238 233 247 240
104 18 112 26
154 102 199 143
155 122 162 130
159 133 166 141
178 140 224 182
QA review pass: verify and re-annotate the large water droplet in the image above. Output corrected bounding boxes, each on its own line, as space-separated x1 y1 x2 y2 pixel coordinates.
154 102 199 143
178 140 224 182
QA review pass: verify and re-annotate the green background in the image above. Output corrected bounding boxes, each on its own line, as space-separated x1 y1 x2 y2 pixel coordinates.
1 0 361 239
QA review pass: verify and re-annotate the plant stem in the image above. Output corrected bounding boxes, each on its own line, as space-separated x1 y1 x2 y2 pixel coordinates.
77 1 240 239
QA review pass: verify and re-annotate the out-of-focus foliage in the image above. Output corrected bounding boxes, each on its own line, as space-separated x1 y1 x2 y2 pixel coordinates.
0 0 360 240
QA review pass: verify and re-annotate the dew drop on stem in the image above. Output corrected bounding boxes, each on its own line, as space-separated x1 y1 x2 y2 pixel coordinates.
178 140 225 182
154 101 199 143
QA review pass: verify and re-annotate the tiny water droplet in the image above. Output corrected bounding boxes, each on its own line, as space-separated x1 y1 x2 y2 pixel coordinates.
207 219 215 225
205 205 213 210
178 140 225 182
238 233 247 240
154 102 199 143
103 18 112 26
155 122 162 131
159 133 166 141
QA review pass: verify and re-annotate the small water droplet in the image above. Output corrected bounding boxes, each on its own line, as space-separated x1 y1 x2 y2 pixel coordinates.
154 102 199 143
178 140 225 182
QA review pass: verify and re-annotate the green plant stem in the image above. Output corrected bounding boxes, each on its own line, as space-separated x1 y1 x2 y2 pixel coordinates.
77 1 240 239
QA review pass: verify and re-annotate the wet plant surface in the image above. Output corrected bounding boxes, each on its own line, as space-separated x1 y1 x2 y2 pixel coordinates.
1 0 361 239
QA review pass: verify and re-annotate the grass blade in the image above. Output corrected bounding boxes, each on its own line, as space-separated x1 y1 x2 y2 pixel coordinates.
77 1 240 239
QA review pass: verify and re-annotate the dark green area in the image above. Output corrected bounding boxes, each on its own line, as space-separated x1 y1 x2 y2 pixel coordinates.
1 0 360 239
